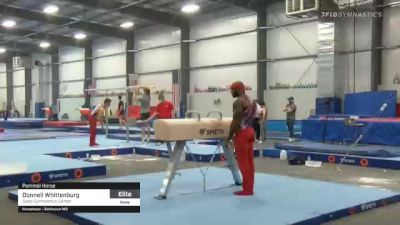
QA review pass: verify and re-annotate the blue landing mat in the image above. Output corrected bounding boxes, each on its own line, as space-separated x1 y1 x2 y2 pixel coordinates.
0 154 106 187
267 120 302 132
9 168 400 225
0 118 45 128
134 142 261 162
275 141 400 157
263 148 400 170
267 131 301 140
0 130 87 141
301 119 400 146
0 136 134 159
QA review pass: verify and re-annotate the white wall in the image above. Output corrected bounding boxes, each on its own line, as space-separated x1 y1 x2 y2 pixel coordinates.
129 26 180 110
12 69 25 115
59 47 85 96
267 58 318 87
189 91 257 117
134 46 180 73
59 46 85 120
267 22 318 58
135 26 180 74
190 64 257 92
189 9 257 97
381 6 400 98
334 16 372 96
190 32 257 67
92 37 127 113
265 89 317 120
190 8 256 39
266 2 318 119
31 53 52 113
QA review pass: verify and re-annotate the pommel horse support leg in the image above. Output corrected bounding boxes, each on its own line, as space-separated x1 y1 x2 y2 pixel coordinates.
153 118 242 200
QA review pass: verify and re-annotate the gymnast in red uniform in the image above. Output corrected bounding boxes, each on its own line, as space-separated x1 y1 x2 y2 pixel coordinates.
88 98 111 147
227 81 257 196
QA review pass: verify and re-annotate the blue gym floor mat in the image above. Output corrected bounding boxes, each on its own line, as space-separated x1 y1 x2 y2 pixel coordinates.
8 167 400 225
0 154 106 187
0 136 134 159
0 130 87 141
134 141 261 162
275 141 400 157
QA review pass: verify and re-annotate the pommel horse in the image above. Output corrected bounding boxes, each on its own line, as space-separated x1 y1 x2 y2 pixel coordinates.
153 111 242 200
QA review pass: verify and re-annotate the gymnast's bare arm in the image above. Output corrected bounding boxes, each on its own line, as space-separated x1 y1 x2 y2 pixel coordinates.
228 98 244 141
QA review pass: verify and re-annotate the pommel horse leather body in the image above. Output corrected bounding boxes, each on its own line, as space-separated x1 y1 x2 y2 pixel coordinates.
153 118 232 141
154 117 241 200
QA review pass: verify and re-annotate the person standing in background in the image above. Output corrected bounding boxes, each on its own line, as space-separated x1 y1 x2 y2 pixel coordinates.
253 101 262 143
147 92 174 120
50 103 58 121
283 96 297 142
117 95 126 129
134 87 151 143
259 101 268 143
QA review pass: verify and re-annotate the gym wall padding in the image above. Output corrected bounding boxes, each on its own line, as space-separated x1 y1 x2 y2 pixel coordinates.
315 97 341 115
267 120 302 133
301 119 400 146
35 102 45 118
344 91 397 117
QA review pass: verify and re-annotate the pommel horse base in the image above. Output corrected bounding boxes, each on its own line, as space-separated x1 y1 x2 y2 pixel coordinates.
153 115 242 200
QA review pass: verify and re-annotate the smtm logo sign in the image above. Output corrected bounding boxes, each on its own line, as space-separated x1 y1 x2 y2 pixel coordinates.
199 128 224 136
48 173 69 180
360 202 377 211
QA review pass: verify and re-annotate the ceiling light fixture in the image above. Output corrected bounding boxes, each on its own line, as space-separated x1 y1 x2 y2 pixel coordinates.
181 4 200 13
39 41 50 48
43 5 59 14
120 21 134 29
74 32 87 40
0 48 6 54
2 19 16 28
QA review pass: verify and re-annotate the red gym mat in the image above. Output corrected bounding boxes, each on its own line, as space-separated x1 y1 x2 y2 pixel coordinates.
44 121 88 127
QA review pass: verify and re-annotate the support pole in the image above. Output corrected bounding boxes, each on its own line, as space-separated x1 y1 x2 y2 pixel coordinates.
257 11 267 101
126 36 135 106
180 25 190 115
84 46 93 108
6 58 13 112
371 0 383 91
51 50 59 105
25 66 32 117
156 140 186 199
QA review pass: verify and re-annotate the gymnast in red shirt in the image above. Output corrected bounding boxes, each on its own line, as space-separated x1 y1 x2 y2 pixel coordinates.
147 93 174 120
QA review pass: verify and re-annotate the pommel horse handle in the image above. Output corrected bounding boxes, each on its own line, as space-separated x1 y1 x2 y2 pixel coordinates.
185 110 201 121
206 111 222 120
